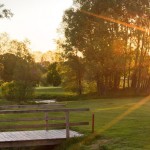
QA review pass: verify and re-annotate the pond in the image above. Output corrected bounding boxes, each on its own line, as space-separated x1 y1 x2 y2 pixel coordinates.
35 99 56 104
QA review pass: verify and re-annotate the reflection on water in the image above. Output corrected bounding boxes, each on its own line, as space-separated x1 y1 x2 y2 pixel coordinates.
35 99 56 104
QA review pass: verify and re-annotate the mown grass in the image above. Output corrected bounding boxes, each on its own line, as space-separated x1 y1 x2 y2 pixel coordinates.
34 86 76 101
0 86 76 101
0 87 150 149
58 97 150 150
35 86 67 95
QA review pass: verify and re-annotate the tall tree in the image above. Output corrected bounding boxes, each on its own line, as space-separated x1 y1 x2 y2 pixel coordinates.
47 62 61 87
60 0 150 95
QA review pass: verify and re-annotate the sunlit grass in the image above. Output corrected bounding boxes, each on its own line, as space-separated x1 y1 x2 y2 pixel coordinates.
35 86 64 94
64 97 150 149
35 86 73 96
0 86 76 102
0 86 150 149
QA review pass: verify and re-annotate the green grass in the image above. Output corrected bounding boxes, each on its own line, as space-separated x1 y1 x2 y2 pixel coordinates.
62 97 150 150
0 86 76 101
0 86 150 149
35 86 67 95
34 86 76 100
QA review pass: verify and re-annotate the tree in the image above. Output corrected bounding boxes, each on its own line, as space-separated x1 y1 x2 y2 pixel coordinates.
0 62 4 82
62 0 117 95
60 54 85 95
0 53 18 81
47 63 61 87
0 53 36 101
0 33 10 54
60 0 150 95
0 3 13 18
0 37 40 101
1 81 34 101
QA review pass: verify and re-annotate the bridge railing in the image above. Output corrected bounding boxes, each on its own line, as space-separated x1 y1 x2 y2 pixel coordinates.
0 103 66 110
0 105 90 138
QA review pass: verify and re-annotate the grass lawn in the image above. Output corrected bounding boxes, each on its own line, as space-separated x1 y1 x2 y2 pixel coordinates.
0 86 75 101
0 86 150 149
34 86 76 100
65 97 150 150
35 86 67 95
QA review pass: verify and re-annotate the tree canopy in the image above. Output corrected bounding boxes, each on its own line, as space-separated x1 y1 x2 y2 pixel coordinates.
0 3 13 18
59 0 150 95
0 34 41 101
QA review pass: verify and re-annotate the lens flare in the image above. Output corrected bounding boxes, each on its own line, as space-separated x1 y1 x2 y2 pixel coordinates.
70 96 150 149
69 9 150 149
99 95 150 133
79 9 149 33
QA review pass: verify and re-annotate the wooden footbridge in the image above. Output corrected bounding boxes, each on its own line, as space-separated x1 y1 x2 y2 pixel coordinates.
0 104 89 148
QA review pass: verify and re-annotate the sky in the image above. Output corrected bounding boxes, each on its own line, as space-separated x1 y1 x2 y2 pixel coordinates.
0 0 73 52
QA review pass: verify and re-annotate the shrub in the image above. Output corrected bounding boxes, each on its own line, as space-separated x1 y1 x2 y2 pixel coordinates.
1 81 34 101
0 80 4 86
40 73 49 86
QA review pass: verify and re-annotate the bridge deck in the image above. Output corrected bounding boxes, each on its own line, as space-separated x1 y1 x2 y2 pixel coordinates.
0 129 83 148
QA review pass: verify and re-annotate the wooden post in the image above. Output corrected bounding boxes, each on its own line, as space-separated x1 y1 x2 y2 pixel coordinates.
45 112 48 130
92 113 95 133
65 111 70 138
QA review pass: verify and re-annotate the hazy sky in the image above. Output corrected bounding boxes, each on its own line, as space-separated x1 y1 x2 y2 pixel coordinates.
0 0 73 52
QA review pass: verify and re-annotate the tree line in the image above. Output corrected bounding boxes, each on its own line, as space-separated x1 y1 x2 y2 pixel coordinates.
59 0 150 96
1 1 150 99
0 33 61 101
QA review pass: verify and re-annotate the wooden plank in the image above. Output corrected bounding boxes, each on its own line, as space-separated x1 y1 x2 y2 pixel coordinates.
0 122 89 130
0 105 89 148
65 111 70 138
0 117 65 122
0 124 50 130
0 117 44 122
0 133 14 141
0 108 90 114
70 122 89 126
45 112 48 130
0 139 63 148
47 117 65 121
0 104 65 110
0 133 8 141
0 129 82 141
0 129 83 147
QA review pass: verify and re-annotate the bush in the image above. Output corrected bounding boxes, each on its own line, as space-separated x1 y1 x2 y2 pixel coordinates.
47 71 61 87
0 80 4 86
1 81 34 101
